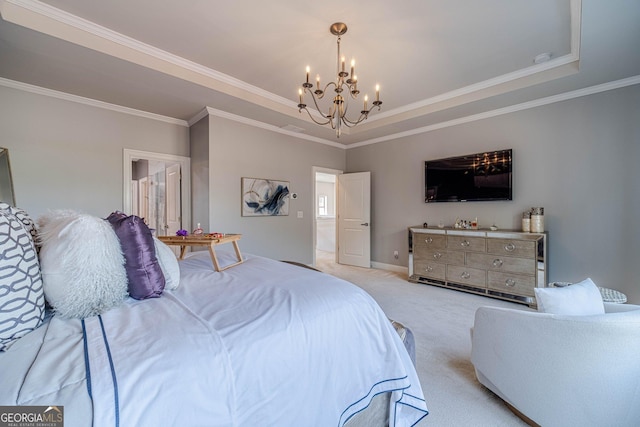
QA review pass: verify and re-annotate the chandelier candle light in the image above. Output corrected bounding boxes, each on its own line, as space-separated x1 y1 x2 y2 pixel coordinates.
297 22 382 138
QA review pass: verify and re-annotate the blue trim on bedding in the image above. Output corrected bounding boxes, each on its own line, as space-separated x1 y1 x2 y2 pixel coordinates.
341 389 393 426
339 376 429 427
98 315 120 427
81 319 93 400
338 376 410 426
392 391 429 427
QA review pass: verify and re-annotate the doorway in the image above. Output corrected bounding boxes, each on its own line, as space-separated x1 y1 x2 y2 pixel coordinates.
312 167 341 267
123 149 191 237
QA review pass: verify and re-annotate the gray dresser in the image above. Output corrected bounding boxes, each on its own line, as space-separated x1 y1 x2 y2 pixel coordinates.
408 226 547 306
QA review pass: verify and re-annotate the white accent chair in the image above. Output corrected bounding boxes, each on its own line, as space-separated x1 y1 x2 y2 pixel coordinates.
471 302 640 427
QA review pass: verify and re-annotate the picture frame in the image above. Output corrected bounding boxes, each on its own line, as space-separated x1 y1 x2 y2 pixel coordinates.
241 177 290 216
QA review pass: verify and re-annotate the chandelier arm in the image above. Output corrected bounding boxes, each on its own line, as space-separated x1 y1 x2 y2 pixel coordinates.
336 100 362 127
306 91 327 116
341 113 368 127
299 106 332 126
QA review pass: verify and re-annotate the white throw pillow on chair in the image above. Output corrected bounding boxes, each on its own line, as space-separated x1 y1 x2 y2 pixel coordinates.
535 278 605 315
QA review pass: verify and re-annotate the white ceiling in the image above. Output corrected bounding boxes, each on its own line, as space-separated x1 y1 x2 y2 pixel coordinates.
0 0 638 146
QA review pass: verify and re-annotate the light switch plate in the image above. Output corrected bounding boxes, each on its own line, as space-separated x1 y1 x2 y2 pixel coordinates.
297 211 303 218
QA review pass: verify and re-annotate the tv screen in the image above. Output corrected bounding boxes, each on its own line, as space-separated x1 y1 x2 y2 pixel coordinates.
425 149 512 202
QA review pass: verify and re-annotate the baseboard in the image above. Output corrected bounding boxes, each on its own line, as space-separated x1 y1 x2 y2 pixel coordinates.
371 261 409 276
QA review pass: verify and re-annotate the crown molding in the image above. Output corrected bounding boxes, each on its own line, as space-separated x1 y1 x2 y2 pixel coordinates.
356 0 583 133
1 0 585 135
200 107 345 149
0 0 296 110
0 77 189 126
346 75 640 149
3 74 637 150
5 0 627 149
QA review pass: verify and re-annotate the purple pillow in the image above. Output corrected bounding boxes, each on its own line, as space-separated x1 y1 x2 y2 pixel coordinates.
106 211 165 300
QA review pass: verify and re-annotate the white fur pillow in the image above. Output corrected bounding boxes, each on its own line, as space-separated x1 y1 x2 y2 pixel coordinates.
38 210 128 318
153 237 180 290
535 278 605 315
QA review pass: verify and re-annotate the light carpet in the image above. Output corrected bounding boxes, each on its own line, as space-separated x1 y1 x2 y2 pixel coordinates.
315 251 530 427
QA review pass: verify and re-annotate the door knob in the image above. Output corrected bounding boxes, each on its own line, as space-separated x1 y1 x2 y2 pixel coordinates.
360 222 369 226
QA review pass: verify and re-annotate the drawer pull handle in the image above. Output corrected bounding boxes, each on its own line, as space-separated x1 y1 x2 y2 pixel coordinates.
433 252 442 260
461 271 471 279
425 266 433 272
460 239 470 247
504 243 516 252
505 278 516 287
492 258 504 268
425 237 433 244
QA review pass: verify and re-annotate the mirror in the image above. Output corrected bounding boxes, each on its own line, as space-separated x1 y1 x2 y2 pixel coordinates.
0 147 16 206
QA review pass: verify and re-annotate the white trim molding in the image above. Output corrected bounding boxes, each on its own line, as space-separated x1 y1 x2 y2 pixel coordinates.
122 149 192 233
0 77 189 126
0 0 586 137
346 75 640 149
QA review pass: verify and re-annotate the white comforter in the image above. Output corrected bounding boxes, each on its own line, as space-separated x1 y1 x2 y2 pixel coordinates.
2 251 428 426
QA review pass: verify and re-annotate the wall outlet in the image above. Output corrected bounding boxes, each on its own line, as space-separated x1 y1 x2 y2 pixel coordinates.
393 250 399 259
297 211 303 218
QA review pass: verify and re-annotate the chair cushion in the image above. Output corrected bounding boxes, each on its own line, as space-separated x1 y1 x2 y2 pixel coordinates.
535 278 605 315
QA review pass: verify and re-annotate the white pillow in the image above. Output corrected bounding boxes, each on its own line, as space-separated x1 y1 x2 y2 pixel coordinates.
153 237 180 290
38 210 128 318
535 278 605 315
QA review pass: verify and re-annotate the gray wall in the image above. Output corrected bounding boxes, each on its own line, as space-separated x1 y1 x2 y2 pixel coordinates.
206 115 346 264
346 85 640 304
190 116 210 233
0 85 189 219
2 81 637 303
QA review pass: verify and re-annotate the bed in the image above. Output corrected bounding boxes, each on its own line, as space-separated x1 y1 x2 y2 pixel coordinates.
0 207 428 426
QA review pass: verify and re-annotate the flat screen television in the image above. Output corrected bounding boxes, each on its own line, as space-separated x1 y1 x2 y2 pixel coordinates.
425 149 512 203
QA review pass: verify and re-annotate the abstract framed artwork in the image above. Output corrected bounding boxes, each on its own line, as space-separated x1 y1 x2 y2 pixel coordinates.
241 177 290 216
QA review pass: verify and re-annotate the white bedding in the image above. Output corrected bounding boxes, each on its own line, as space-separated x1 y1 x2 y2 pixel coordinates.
1 250 428 426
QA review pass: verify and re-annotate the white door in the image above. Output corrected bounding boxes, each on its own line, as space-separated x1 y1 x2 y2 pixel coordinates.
138 177 149 223
338 172 371 268
165 163 181 237
130 181 139 216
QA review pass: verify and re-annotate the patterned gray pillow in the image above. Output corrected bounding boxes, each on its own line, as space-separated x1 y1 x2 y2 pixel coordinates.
0 202 38 244
0 208 45 351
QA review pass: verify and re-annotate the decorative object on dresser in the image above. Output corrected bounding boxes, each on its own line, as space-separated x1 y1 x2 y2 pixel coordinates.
408 226 546 307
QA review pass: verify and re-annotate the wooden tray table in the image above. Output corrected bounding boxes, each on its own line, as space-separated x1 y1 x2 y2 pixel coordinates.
158 234 243 272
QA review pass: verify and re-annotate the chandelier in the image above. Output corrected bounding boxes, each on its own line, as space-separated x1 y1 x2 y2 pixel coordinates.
297 22 382 138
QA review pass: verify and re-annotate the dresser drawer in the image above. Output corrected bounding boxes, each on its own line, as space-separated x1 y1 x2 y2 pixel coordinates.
447 265 486 287
414 249 464 265
488 271 536 297
413 233 447 250
486 238 536 258
447 235 486 252
413 261 446 281
466 252 536 275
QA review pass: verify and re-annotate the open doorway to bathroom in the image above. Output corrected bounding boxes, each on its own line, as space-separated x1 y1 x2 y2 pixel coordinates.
313 167 341 267
123 149 191 238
